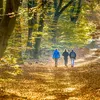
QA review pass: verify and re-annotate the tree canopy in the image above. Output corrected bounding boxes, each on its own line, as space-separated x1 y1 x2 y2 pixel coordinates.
0 0 99 59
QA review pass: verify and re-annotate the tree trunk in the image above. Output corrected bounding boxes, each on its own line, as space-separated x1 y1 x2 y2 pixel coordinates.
0 0 3 22
26 0 37 58
0 0 20 58
27 0 37 47
14 16 23 64
50 15 59 43
34 34 41 59
70 0 82 23
34 13 44 59
50 0 74 43
34 1 46 59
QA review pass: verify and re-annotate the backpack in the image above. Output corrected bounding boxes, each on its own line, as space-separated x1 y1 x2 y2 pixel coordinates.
70 52 76 58
62 52 69 57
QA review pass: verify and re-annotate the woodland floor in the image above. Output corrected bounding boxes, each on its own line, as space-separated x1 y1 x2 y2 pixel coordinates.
0 57 100 100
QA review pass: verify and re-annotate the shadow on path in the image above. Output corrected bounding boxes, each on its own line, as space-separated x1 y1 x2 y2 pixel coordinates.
0 61 100 100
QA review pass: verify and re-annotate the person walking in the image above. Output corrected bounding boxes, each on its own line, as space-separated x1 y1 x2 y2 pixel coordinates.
52 49 60 67
62 49 69 66
69 50 76 67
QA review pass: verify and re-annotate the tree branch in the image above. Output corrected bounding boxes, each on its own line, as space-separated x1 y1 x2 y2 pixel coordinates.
75 0 82 21
77 0 82 14
70 0 82 23
54 0 58 10
56 0 63 11
54 0 63 17
59 0 74 15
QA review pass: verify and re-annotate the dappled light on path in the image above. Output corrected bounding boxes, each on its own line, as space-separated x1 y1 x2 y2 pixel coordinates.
0 61 100 100
63 87 76 93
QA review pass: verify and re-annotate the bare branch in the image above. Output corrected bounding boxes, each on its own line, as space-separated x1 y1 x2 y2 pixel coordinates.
59 0 74 15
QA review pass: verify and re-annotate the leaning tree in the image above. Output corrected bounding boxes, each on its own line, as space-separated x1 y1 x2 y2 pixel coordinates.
0 0 21 58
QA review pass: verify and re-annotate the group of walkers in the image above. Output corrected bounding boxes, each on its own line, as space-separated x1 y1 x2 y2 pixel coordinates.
52 49 76 67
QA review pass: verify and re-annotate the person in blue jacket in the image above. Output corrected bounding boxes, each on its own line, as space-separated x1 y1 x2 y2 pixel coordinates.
52 49 60 67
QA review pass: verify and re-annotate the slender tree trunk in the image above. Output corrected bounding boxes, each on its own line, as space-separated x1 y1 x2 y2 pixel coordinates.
26 0 37 58
14 16 23 63
34 34 42 59
34 13 44 59
27 0 36 47
0 0 3 22
27 11 37 46
50 16 59 43
34 1 46 59
0 0 20 58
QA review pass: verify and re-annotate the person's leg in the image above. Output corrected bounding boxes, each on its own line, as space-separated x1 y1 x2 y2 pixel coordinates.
71 58 74 67
66 58 68 66
71 58 72 67
64 58 68 66
55 58 58 67
64 58 66 66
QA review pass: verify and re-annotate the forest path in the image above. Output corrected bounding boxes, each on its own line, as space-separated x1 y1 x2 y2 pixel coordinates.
44 56 100 68
0 60 100 100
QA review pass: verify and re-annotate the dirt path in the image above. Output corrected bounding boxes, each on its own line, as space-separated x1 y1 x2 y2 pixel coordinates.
0 61 100 100
46 56 100 67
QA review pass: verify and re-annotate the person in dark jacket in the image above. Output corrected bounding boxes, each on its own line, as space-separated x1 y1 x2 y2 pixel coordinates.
52 49 60 67
62 49 69 66
69 50 76 67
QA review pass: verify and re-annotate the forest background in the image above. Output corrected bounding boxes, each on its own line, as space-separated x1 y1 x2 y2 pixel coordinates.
0 0 100 99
